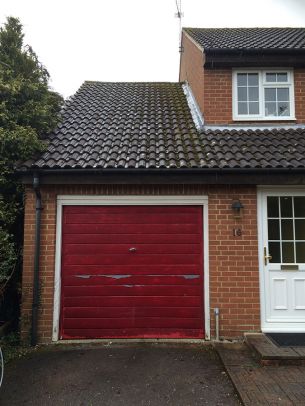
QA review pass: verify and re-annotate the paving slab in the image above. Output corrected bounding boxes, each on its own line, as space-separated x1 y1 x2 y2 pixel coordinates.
216 342 305 405
0 343 240 406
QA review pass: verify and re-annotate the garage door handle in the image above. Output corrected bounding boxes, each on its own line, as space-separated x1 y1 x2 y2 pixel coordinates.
129 247 137 252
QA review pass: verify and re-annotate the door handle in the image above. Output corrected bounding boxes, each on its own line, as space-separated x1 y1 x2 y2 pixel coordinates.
129 247 137 252
264 247 272 265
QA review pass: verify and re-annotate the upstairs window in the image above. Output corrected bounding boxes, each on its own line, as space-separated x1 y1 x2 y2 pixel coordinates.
233 70 295 121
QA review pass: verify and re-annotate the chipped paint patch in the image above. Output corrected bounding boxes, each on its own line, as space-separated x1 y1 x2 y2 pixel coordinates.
74 275 91 279
181 275 200 280
102 275 131 279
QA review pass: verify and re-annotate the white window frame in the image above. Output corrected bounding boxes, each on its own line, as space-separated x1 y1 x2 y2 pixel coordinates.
232 69 295 121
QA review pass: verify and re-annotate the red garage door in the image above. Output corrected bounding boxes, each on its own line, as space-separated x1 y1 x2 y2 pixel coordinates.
60 205 204 339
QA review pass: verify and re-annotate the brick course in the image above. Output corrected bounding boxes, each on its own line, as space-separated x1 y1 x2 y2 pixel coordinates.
21 184 260 343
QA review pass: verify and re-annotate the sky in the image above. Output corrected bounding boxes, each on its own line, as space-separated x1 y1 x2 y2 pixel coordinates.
1 0 305 98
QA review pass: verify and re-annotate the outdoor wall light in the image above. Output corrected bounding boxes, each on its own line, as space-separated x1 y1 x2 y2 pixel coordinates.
231 199 244 219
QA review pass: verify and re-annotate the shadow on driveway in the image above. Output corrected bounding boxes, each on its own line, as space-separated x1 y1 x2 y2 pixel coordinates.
0 343 240 405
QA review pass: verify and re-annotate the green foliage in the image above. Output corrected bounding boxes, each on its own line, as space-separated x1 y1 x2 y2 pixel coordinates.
0 16 63 313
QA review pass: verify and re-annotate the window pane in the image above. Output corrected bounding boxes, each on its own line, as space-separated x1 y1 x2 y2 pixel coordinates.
269 242 281 263
249 102 259 115
248 87 259 101
268 219 280 240
295 220 305 240
267 196 279 217
296 242 305 262
282 242 295 263
294 197 305 217
281 197 293 217
265 102 277 116
277 88 289 101
281 220 294 240
278 102 290 116
237 74 247 86
266 73 277 82
265 88 276 101
238 87 247 101
277 73 288 82
248 73 258 86
238 102 248 115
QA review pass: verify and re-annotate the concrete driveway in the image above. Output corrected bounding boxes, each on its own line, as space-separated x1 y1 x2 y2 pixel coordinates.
0 343 240 405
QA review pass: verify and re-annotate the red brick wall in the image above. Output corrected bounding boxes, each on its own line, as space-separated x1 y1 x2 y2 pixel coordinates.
21 184 260 343
179 32 205 115
203 69 232 124
294 69 305 123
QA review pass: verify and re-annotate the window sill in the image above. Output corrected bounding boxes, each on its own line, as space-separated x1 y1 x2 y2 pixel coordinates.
233 116 296 122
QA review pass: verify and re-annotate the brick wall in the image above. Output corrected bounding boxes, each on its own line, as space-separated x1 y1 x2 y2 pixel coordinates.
294 69 305 123
179 32 205 115
21 183 260 343
179 33 305 125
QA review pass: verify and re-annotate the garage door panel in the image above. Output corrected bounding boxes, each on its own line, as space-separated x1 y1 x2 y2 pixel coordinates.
65 233 201 245
63 285 201 297
63 328 203 339
64 306 201 319
63 254 201 266
63 317 202 329
65 213 199 225
63 264 201 276
66 206 200 214
64 223 200 235
64 295 202 308
60 205 204 339
64 243 201 255
63 275 201 287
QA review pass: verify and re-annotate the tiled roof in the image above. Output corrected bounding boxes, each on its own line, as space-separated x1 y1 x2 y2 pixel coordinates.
201 128 305 169
20 81 305 171
184 27 305 51
21 82 202 170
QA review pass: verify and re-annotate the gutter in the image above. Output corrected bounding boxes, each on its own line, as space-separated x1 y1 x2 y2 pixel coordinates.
31 174 43 346
17 167 305 176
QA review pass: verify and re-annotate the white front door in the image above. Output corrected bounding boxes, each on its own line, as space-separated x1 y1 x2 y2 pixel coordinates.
259 190 305 332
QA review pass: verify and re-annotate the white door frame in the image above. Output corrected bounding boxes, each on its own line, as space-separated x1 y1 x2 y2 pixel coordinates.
258 186 305 332
52 195 210 341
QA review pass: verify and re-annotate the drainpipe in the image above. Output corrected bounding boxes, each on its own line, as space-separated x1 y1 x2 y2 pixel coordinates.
214 308 220 341
31 174 42 346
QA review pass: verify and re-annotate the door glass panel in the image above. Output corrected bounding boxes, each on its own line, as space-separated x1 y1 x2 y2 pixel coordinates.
269 242 281 263
295 219 305 240
268 242 281 264
294 197 305 217
282 242 295 263
268 219 280 240
296 242 305 262
267 195 305 264
267 197 279 217
281 197 293 217
281 220 294 240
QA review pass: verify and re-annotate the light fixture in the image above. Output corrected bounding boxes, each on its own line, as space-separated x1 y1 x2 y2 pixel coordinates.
231 200 244 219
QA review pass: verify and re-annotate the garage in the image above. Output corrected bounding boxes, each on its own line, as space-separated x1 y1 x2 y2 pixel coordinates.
60 205 204 339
